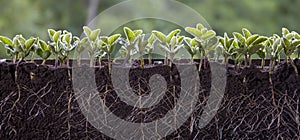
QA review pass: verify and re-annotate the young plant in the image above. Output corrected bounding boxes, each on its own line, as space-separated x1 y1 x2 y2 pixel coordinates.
36 40 52 64
152 29 181 65
135 34 148 68
185 23 218 71
256 45 266 69
74 37 88 66
83 26 101 67
123 27 143 65
144 34 156 65
218 33 235 64
98 34 121 72
281 28 300 75
48 29 62 67
0 36 19 63
265 34 282 74
232 28 267 66
60 30 78 67
14 35 37 64
184 37 198 63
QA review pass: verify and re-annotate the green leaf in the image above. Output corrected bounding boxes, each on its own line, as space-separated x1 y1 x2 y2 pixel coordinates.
184 45 193 55
152 30 167 44
233 32 245 44
282 38 290 49
36 48 43 58
43 50 51 59
242 28 252 39
48 29 56 39
201 30 216 41
185 27 202 39
0 36 13 46
249 45 263 55
83 26 92 37
148 34 156 44
63 33 72 44
196 23 204 30
251 36 267 46
291 40 300 48
25 38 36 49
39 40 48 50
282 28 290 36
246 34 259 45
108 34 121 46
167 29 181 42
133 30 143 36
90 29 101 42
53 31 62 43
124 27 136 43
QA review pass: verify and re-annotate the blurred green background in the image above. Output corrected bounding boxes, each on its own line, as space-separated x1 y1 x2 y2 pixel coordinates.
0 0 299 58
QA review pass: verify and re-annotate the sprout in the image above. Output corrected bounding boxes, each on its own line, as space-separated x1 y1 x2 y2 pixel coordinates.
281 28 300 75
83 26 101 67
185 23 218 71
74 37 88 66
218 33 235 64
36 40 52 65
122 27 143 65
144 34 156 65
184 37 198 64
232 28 267 67
152 29 181 65
48 29 62 67
0 36 18 64
135 34 148 68
265 34 283 75
98 34 121 72
60 30 78 67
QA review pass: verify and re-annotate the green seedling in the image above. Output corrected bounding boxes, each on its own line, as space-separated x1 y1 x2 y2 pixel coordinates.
233 28 267 66
0 36 19 63
74 37 88 66
185 23 218 71
60 30 78 67
83 26 101 67
122 27 143 65
36 40 52 64
281 28 300 75
184 37 198 64
265 35 282 74
14 35 37 64
144 34 156 65
99 34 121 72
135 34 148 68
48 29 63 67
219 33 235 64
152 29 181 65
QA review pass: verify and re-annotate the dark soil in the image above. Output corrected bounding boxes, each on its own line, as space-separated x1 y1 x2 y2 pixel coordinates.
0 59 300 139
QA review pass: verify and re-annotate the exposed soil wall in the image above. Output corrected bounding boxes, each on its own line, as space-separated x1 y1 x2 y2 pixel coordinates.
0 60 299 139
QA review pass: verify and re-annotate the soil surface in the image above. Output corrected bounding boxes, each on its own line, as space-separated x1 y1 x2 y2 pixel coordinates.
0 60 300 139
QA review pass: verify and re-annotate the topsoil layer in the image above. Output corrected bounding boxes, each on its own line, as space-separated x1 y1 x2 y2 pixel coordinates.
0 59 300 139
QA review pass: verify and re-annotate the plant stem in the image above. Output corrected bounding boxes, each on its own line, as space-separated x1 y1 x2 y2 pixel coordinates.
31 52 35 62
261 58 265 69
42 59 46 65
98 57 102 67
165 51 168 65
244 54 248 67
140 55 144 69
148 54 152 65
108 54 111 74
55 54 59 67
289 57 298 76
90 53 94 67
77 55 81 66
190 55 194 64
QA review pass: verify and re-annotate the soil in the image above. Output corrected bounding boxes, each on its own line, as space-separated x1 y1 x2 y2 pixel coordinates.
0 59 299 139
